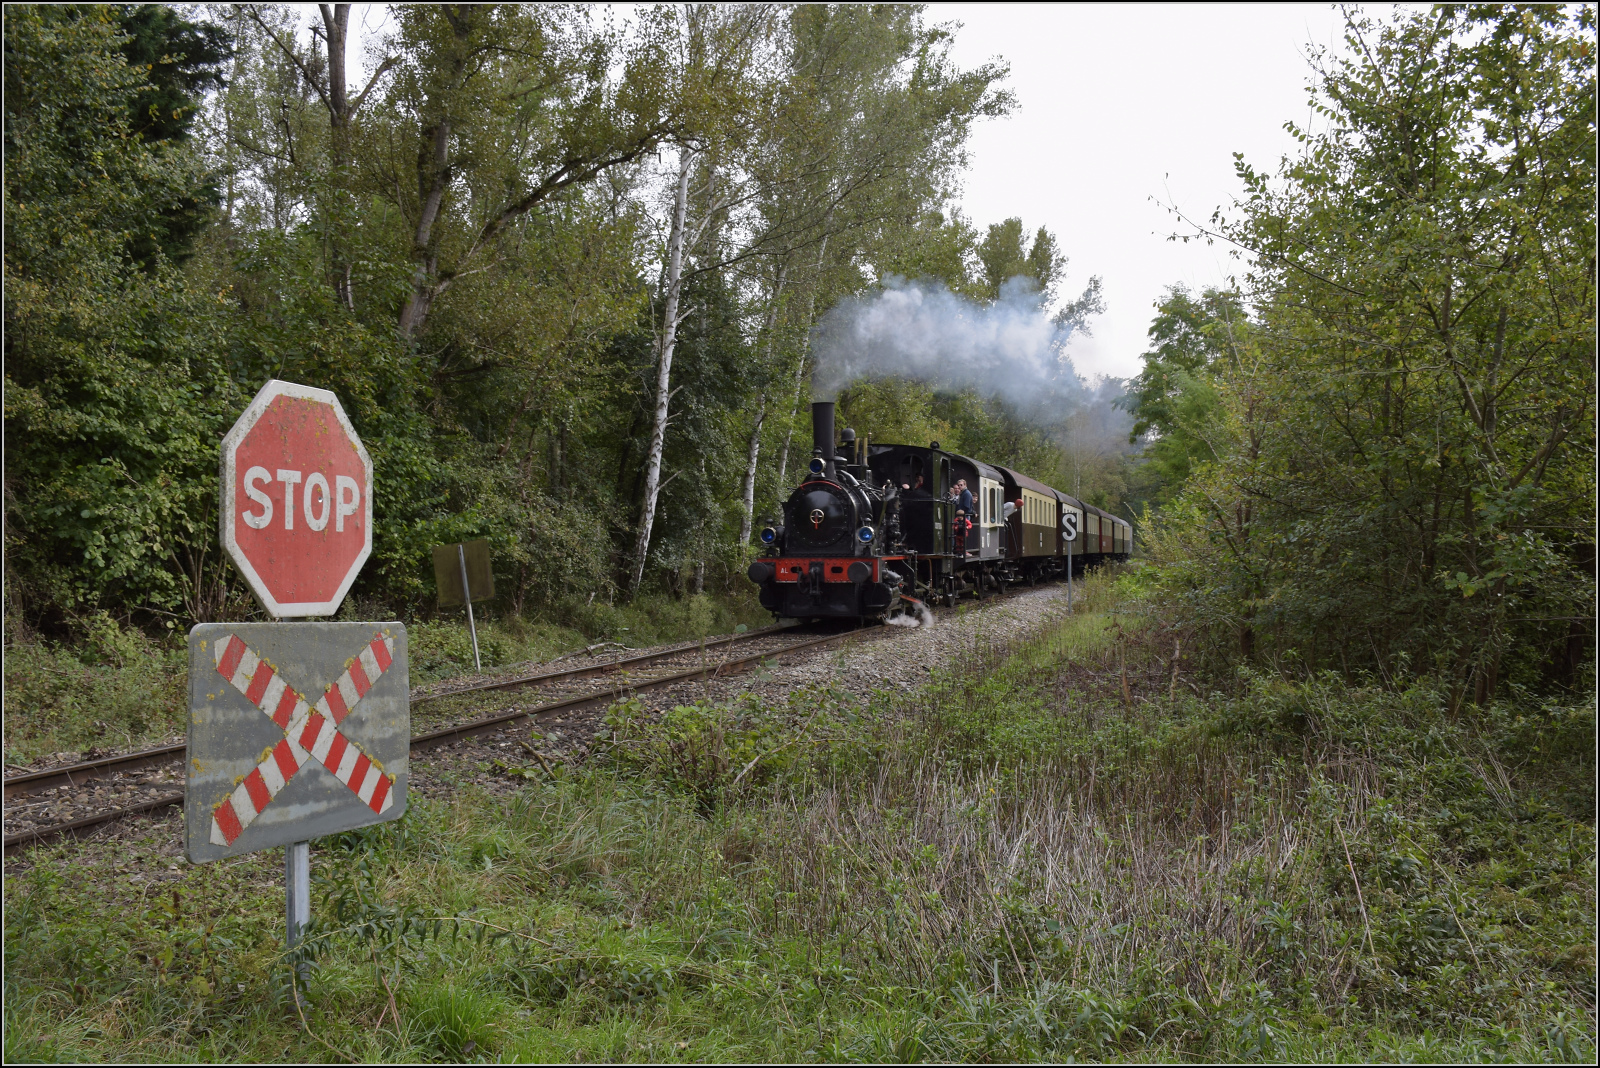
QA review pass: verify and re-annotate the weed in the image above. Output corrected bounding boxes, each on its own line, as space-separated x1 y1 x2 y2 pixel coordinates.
405 980 511 1060
2 626 185 762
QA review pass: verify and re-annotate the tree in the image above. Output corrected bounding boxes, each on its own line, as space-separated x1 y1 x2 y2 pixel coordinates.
378 4 682 339
1120 285 1241 499
1147 5 1595 698
4 6 241 625
977 217 1059 300
117 3 232 266
628 3 1014 588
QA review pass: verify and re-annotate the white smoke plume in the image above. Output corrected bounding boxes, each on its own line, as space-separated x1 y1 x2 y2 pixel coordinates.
811 277 1089 416
884 599 936 628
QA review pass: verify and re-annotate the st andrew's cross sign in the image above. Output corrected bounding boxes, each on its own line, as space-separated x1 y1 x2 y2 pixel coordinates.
186 622 409 863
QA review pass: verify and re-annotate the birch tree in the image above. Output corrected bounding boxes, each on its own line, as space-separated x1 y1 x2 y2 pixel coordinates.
627 144 697 593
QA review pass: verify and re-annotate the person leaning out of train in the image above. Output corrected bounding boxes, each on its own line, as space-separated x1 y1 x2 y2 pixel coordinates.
903 475 932 500
953 479 974 517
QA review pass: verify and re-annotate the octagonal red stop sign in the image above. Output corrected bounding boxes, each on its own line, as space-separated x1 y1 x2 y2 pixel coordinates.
221 380 373 617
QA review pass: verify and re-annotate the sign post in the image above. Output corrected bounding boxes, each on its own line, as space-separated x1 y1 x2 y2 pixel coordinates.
206 379 403 985
287 840 309 962
458 545 480 673
1063 510 1078 610
431 540 494 674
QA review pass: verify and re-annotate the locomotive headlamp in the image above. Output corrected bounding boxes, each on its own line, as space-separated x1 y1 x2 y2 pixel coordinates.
808 457 826 475
856 525 875 543
760 526 777 544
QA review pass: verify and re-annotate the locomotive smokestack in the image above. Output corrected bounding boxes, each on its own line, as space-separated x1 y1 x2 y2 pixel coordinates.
811 401 836 477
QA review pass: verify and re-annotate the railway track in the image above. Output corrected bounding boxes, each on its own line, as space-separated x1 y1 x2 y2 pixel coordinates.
3 618 874 856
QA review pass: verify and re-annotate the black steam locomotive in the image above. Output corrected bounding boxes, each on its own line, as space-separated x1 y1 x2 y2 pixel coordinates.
747 401 1131 621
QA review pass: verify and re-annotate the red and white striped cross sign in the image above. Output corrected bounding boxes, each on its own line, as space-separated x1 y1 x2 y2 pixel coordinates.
208 631 397 845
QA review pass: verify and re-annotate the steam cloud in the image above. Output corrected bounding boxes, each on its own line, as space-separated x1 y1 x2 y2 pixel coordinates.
884 599 936 628
811 277 1087 414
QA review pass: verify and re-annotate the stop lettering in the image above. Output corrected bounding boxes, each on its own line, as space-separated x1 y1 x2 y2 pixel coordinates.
221 380 373 618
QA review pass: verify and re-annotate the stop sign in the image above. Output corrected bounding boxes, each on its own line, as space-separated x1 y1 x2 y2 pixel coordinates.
221 380 373 618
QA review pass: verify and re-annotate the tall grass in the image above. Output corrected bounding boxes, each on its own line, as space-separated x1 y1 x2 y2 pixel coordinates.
4 572 1592 1061
2 612 186 763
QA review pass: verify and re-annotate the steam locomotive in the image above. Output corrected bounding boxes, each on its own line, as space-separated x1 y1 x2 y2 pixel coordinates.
746 401 1132 621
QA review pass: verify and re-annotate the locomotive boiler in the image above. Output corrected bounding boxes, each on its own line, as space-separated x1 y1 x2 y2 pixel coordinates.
746 401 909 619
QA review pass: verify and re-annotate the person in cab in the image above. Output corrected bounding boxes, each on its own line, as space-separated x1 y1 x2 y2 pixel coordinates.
951 479 974 555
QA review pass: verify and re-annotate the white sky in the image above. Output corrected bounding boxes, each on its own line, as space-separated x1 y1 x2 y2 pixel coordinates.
939 3 1349 379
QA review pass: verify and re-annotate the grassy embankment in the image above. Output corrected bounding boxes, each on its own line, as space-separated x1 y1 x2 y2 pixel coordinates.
3 591 772 766
4 572 1594 1062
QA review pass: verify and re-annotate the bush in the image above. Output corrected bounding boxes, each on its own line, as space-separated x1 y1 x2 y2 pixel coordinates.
3 614 185 762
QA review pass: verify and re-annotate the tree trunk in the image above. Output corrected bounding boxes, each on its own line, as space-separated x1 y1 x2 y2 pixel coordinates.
318 5 355 309
738 396 766 546
738 265 787 546
399 117 452 337
628 146 694 595
775 234 829 489
319 5 350 147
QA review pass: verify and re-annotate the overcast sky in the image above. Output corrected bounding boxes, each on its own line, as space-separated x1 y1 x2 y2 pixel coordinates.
939 3 1350 380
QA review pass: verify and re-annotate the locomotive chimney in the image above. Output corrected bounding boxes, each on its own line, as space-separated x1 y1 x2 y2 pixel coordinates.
811 401 836 478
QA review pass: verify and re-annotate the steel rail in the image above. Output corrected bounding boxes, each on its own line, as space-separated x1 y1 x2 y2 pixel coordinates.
4 743 188 802
4 622 801 801
3 623 874 856
3 792 187 855
410 620 796 704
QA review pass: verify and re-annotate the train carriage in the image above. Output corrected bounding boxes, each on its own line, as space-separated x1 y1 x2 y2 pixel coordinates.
997 465 1066 583
944 453 1009 564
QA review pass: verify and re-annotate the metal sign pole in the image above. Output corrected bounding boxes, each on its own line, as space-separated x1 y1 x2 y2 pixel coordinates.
286 839 309 982
458 543 481 673
279 614 309 995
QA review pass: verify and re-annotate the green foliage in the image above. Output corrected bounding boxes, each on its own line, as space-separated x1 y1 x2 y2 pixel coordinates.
116 4 230 143
407 620 515 681
1138 6 1595 697
1119 285 1239 500
114 3 231 266
977 217 1061 302
837 377 960 453
4 5 244 626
